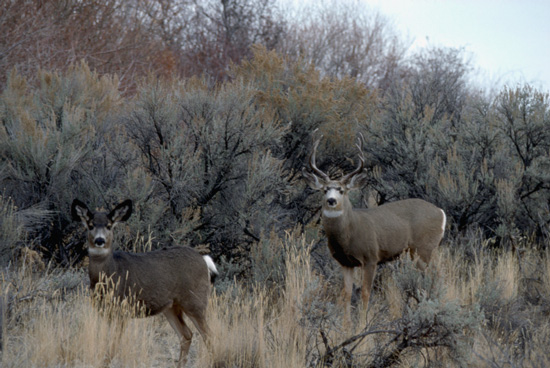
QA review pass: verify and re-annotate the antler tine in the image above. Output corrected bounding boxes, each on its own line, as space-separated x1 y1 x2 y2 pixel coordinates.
341 133 366 181
307 135 330 181
356 132 365 160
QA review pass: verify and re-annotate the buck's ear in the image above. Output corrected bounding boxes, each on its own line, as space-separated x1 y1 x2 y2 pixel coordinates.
302 168 326 190
71 199 92 224
344 171 368 190
108 199 133 224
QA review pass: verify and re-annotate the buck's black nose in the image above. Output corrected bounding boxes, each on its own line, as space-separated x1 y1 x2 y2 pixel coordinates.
327 198 337 206
94 238 106 246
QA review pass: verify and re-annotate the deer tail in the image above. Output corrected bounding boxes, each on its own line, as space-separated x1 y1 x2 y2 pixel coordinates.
203 255 219 283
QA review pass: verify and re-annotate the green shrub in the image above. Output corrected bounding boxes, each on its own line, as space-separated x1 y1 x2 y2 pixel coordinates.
2 46 550 271
0 64 123 264
232 45 377 227
317 257 484 367
0 196 24 266
362 47 550 245
122 77 287 260
379 259 483 367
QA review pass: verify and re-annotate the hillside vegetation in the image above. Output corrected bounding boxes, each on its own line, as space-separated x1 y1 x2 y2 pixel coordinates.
1 0 550 367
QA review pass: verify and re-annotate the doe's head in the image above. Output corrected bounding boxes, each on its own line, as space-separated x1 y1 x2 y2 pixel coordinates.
71 199 132 255
302 136 368 214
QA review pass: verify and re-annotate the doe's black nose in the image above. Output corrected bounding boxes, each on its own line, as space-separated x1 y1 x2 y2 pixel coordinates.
94 237 106 246
327 198 337 206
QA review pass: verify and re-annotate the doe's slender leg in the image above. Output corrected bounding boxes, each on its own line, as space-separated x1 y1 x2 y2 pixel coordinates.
163 306 193 367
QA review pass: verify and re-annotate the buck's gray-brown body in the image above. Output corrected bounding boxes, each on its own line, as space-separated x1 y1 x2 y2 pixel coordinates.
303 135 446 325
323 198 445 269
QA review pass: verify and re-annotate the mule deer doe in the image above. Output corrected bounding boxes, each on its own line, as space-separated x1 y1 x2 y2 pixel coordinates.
72 199 218 367
302 136 446 323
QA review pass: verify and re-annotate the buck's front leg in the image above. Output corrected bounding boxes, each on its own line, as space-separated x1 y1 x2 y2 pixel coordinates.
361 263 377 309
341 266 354 326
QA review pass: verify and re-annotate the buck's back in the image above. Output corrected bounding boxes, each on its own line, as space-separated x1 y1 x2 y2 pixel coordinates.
351 198 443 259
355 198 441 226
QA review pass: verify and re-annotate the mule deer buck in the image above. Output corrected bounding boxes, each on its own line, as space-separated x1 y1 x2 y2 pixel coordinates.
302 136 446 323
71 199 218 367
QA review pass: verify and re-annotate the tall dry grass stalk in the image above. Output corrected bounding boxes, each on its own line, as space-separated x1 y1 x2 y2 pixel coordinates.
493 251 519 300
433 243 521 306
543 249 550 297
432 246 485 304
197 231 314 367
1 270 161 368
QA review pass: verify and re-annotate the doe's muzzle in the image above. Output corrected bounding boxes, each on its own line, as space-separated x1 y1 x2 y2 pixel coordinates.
94 237 106 247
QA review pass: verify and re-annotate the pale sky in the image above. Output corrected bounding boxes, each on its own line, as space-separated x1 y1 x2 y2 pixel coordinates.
364 0 550 91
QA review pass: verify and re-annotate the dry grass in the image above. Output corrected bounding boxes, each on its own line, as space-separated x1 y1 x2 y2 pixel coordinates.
1 234 550 367
0 267 166 368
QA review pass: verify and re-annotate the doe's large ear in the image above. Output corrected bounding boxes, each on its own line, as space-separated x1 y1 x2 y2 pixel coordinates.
108 199 133 224
71 199 92 223
302 168 326 190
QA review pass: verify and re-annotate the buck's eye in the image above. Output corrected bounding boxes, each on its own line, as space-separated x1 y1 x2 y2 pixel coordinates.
338 189 344 194
88 223 95 230
106 224 112 230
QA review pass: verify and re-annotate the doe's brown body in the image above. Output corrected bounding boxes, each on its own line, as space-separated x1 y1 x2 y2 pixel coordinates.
72 199 217 367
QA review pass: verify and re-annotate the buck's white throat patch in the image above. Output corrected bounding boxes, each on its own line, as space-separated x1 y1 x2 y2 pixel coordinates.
323 209 344 218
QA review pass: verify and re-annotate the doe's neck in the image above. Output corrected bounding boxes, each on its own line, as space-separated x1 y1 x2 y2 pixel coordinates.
88 244 115 269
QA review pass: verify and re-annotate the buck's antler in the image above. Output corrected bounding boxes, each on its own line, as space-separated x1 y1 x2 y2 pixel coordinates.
340 133 365 183
306 136 331 182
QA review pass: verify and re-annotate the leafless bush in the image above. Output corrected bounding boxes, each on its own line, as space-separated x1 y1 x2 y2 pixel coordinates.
0 0 171 93
0 64 124 264
279 0 408 89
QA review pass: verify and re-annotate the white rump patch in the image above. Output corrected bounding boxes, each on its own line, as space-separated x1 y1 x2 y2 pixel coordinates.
323 209 344 218
203 255 219 276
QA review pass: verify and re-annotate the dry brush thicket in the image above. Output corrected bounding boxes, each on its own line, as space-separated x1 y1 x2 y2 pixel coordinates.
0 0 405 91
1 1 550 366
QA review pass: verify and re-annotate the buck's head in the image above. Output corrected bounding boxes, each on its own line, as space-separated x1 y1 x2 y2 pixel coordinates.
71 199 132 256
302 136 367 218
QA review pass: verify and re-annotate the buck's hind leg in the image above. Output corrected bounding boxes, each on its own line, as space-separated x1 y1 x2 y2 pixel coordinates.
414 210 446 268
163 306 193 367
413 236 443 270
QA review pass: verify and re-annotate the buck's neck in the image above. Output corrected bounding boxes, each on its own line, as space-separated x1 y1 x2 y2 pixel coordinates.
322 196 354 233
322 197 362 268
